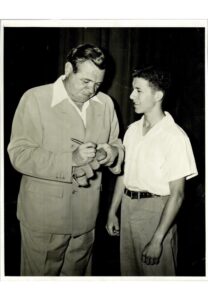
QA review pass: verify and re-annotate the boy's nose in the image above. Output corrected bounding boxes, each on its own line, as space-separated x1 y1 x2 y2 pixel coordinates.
130 90 136 100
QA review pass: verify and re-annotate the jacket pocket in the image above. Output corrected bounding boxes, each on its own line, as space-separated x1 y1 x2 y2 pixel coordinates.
25 179 64 198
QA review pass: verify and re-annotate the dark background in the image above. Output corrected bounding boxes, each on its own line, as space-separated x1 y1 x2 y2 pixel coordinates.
4 27 205 276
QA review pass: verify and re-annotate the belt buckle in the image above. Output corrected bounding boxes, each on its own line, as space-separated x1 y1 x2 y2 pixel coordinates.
133 190 140 200
129 190 135 199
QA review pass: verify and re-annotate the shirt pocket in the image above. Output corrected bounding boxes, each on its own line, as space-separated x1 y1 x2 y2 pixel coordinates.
144 146 165 175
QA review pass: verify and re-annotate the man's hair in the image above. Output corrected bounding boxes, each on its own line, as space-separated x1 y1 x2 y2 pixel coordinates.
66 44 106 73
132 66 171 93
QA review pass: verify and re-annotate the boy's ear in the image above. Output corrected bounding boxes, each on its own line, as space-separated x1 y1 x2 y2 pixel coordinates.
155 90 164 102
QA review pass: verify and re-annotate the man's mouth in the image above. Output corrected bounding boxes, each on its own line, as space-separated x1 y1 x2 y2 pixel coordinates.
83 93 94 98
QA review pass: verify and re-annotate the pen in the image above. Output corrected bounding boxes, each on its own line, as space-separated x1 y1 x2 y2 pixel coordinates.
71 138 84 145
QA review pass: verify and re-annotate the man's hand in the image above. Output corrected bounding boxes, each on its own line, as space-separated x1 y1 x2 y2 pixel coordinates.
141 240 163 265
73 142 96 166
106 213 120 236
96 144 118 166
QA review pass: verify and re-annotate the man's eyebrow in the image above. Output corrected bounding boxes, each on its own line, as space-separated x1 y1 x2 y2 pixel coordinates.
82 78 102 84
82 78 91 81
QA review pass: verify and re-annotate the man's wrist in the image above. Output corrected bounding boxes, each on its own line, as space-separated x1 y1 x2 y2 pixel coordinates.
109 145 119 166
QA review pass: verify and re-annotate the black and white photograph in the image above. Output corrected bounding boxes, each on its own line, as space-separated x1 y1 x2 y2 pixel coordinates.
1 20 206 280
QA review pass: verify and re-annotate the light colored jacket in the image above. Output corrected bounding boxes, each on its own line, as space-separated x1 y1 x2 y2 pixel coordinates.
8 81 124 235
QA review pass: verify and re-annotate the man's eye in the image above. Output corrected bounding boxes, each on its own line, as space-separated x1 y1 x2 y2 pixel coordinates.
95 83 100 89
83 80 89 84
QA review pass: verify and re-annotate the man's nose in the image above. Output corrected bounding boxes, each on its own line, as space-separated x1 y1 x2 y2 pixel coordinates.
87 83 96 94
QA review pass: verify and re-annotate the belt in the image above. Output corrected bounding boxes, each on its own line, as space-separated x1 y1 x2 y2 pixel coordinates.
124 188 160 199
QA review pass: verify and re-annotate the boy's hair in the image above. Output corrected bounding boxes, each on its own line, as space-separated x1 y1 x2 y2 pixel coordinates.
132 66 171 93
66 44 106 73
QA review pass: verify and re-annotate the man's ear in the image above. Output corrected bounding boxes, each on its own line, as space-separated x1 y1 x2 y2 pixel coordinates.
65 62 73 77
155 90 164 102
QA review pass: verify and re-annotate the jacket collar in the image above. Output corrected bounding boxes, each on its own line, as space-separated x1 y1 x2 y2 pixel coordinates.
51 75 103 108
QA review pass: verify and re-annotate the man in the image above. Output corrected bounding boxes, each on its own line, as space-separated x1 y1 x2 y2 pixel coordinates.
106 66 198 276
8 44 124 276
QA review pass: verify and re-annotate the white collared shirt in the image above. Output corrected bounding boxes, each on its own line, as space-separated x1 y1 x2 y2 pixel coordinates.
51 75 103 127
123 112 198 195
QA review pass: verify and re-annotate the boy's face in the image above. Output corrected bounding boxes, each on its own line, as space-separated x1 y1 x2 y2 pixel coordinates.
130 77 158 114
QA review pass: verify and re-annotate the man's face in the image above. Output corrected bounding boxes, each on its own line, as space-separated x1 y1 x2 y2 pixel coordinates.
130 77 158 114
65 60 105 103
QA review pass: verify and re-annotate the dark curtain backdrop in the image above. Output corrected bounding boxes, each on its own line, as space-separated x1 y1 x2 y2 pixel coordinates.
4 27 205 276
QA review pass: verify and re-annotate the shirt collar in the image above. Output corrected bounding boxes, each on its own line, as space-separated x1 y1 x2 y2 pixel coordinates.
139 111 175 136
141 111 174 125
163 111 175 124
51 75 103 108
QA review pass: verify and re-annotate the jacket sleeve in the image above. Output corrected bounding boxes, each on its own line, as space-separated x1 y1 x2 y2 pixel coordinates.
7 90 73 183
107 99 124 174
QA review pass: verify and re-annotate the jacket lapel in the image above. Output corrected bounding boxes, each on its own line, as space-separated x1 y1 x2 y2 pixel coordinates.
52 98 105 144
85 100 105 143
52 99 86 142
